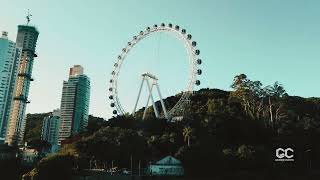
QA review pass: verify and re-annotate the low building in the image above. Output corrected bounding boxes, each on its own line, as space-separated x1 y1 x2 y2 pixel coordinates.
20 147 39 165
148 156 184 176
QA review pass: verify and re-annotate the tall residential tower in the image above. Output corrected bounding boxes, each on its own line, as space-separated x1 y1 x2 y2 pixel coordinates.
6 25 39 145
59 65 90 144
0 32 21 140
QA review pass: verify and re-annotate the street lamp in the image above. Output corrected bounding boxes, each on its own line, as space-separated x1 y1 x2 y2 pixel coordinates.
305 149 312 170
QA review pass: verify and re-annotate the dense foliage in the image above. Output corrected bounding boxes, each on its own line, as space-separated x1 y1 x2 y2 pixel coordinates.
23 153 74 180
24 113 50 143
24 114 105 145
23 74 320 179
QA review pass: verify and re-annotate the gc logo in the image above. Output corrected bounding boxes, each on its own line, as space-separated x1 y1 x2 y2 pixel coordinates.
275 148 294 161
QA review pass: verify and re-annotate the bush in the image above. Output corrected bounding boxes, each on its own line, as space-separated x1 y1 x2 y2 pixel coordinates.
23 153 74 180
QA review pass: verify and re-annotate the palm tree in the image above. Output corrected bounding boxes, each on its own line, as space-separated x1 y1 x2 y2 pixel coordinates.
182 127 193 147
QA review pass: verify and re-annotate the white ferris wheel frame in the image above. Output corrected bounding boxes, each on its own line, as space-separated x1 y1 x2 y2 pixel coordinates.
109 23 202 118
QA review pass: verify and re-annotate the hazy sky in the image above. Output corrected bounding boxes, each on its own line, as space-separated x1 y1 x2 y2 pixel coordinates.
1 0 319 119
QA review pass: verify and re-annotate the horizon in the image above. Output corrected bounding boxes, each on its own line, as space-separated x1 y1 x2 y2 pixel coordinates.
1 0 319 119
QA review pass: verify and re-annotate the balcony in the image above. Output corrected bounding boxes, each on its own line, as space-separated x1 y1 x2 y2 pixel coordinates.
18 73 33 81
22 48 35 53
14 95 27 102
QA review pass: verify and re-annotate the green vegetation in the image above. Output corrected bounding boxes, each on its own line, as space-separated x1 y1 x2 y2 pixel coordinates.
24 113 50 143
23 74 320 179
24 114 105 145
23 153 74 180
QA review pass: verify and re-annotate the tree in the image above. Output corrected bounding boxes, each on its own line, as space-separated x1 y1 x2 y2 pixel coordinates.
28 139 51 154
264 82 287 128
230 74 288 129
24 113 50 143
230 74 265 120
75 127 147 168
23 154 74 180
182 127 193 147
86 115 107 134
237 145 255 160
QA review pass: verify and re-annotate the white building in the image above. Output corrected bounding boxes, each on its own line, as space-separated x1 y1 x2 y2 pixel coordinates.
0 31 21 140
148 156 184 176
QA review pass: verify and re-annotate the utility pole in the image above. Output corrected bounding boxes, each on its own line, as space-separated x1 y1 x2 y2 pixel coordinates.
111 160 114 175
130 155 133 176
305 149 312 170
104 161 107 170
138 160 141 176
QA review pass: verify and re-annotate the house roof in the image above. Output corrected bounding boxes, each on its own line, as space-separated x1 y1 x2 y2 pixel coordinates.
155 156 182 165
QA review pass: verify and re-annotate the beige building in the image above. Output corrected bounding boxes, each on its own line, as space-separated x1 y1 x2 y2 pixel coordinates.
6 25 39 145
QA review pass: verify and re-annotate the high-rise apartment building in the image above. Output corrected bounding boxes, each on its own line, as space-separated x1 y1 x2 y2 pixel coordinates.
6 25 39 145
59 65 90 144
41 109 60 151
0 32 21 140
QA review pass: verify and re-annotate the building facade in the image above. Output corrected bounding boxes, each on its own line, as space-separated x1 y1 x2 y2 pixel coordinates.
41 109 60 151
6 25 39 145
148 156 184 176
0 31 21 140
59 65 90 144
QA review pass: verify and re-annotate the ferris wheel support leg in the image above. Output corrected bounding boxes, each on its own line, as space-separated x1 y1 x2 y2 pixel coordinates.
146 79 160 118
133 77 145 116
155 83 169 119
143 80 155 119
142 88 151 120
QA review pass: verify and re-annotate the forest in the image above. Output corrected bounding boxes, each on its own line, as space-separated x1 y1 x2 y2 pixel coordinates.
20 74 320 180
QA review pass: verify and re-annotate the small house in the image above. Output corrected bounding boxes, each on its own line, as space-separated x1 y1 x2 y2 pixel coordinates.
148 156 184 176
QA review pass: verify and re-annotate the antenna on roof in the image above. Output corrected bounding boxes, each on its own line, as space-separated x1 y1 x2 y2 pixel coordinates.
26 9 32 25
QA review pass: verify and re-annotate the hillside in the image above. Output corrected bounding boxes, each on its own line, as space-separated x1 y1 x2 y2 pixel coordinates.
23 74 320 179
24 114 106 144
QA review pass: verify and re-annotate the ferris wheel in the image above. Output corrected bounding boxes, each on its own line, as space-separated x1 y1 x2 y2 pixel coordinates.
109 23 203 119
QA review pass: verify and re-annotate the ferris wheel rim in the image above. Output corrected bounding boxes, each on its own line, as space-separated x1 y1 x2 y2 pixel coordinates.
109 23 202 117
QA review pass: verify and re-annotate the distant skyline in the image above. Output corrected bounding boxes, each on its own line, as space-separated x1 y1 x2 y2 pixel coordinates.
1 0 320 119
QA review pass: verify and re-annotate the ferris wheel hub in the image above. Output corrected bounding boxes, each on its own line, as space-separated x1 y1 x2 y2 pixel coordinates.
142 72 158 80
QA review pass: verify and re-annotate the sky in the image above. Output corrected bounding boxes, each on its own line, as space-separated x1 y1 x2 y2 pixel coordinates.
0 0 319 119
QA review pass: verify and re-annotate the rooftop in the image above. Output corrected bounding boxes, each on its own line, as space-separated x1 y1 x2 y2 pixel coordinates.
18 25 39 34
